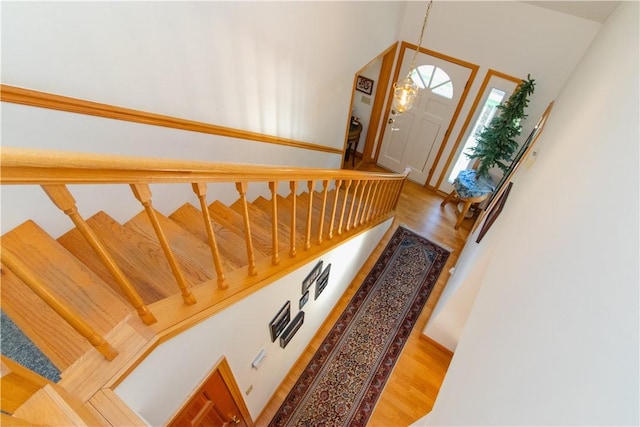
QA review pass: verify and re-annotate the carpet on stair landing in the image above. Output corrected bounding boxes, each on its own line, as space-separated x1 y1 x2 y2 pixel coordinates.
1 310 61 383
269 226 450 426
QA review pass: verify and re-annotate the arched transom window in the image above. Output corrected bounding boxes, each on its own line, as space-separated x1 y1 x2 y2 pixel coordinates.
410 65 453 99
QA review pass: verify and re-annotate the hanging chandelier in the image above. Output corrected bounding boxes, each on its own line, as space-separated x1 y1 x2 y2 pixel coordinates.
393 0 434 113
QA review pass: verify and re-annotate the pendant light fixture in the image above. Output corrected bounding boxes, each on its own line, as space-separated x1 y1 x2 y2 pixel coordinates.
393 0 434 113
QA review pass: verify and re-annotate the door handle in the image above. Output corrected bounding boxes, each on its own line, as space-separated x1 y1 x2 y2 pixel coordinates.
231 415 241 425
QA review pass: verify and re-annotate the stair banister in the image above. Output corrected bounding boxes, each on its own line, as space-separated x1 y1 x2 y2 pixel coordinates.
328 180 342 240
40 184 157 325
268 181 280 266
1 250 118 361
346 180 361 232
192 182 228 289
289 181 298 257
317 180 329 245
305 180 314 251
338 180 352 235
235 182 258 276
130 183 197 305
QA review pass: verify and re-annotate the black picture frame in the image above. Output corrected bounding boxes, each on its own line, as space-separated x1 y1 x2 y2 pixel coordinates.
299 291 309 309
302 260 323 294
280 311 304 348
356 75 374 95
314 263 331 300
269 301 291 342
476 182 513 243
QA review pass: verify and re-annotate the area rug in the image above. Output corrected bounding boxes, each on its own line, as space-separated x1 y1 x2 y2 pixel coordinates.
269 226 450 426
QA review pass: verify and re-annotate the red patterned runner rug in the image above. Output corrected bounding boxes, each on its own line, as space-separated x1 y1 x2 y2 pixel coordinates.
269 226 450 426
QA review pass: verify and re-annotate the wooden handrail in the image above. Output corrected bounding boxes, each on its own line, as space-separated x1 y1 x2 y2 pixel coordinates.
0 147 406 184
0 85 341 156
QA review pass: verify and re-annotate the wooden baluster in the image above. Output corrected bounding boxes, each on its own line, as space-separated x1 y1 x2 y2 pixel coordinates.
345 180 361 232
382 181 395 214
328 180 342 240
393 171 410 210
41 185 156 325
366 181 380 223
390 180 402 211
289 181 298 257
234 182 258 276
317 180 329 244
192 182 227 290
1 250 118 361
130 184 196 305
375 181 388 218
268 182 280 266
305 180 314 250
352 180 368 230
337 180 352 235
360 180 374 226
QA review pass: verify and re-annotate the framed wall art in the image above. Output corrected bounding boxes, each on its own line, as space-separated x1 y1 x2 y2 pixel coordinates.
269 301 291 342
299 291 310 309
280 311 304 349
302 260 323 294
476 182 513 243
356 75 374 95
314 263 331 300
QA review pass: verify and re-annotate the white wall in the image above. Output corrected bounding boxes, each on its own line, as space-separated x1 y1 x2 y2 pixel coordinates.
352 58 383 156
115 218 392 425
0 103 340 237
0 1 405 236
394 1 601 191
1 1 405 149
419 2 639 425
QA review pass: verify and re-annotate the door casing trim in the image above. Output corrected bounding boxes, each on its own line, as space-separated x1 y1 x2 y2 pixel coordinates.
373 41 479 187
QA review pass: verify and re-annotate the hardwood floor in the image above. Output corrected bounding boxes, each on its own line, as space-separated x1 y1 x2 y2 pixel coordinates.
255 160 473 426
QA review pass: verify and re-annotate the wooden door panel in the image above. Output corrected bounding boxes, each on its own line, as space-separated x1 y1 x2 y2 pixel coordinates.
170 367 248 427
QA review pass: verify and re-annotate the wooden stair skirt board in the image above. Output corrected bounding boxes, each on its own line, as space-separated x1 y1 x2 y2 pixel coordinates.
0 174 401 425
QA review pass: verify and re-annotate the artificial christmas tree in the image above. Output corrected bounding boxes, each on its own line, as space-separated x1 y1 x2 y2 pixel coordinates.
467 75 536 178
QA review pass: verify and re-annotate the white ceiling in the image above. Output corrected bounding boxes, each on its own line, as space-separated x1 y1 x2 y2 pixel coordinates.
523 1 619 23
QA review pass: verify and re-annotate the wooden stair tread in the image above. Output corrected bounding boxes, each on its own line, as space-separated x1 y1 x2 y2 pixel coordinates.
1 220 131 370
124 209 222 282
13 383 103 426
276 195 306 233
251 196 307 247
1 267 91 371
207 201 271 259
229 199 292 249
57 211 188 305
168 203 248 269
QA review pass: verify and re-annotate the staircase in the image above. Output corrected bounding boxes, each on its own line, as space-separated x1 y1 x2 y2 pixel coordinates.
0 147 407 425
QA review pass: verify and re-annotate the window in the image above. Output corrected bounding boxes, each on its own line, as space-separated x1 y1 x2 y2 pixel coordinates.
447 88 506 182
410 65 453 99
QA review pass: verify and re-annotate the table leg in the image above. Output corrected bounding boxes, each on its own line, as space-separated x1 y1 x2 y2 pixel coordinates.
455 199 473 230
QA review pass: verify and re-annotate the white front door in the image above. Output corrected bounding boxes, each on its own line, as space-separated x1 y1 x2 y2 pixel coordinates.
378 50 472 184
